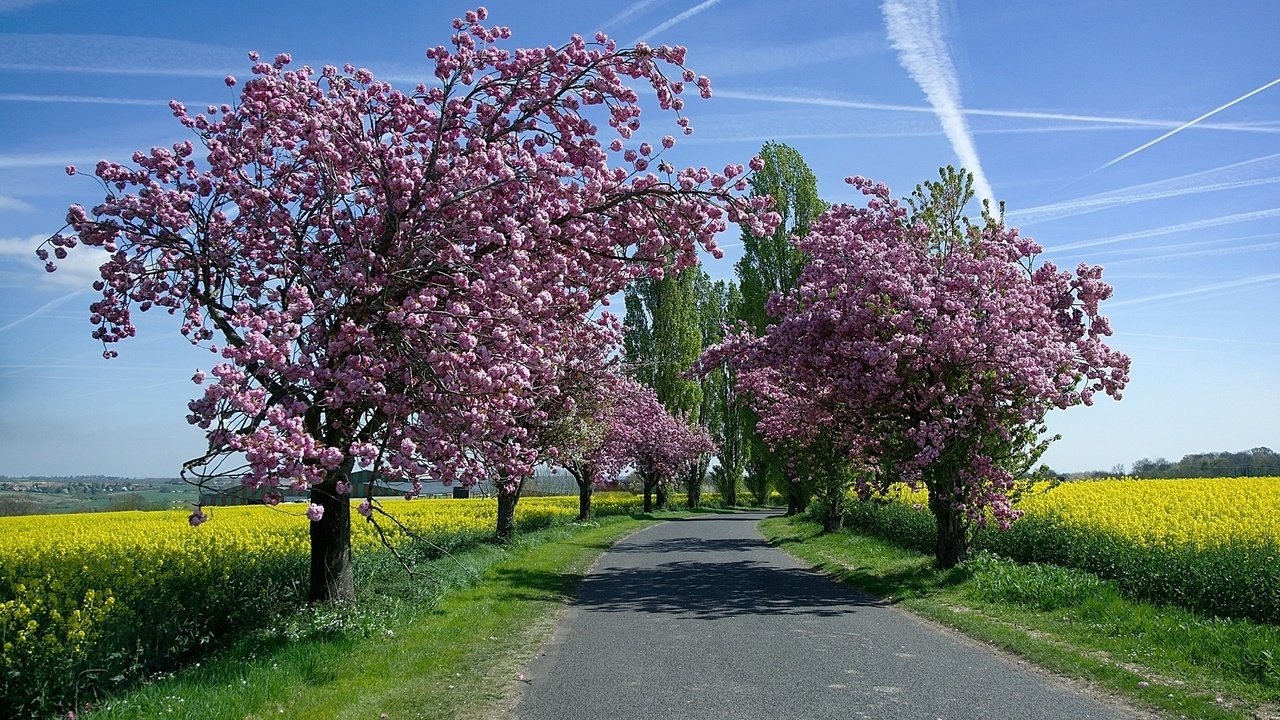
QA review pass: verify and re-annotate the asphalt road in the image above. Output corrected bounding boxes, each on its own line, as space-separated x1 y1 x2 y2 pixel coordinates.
515 511 1150 720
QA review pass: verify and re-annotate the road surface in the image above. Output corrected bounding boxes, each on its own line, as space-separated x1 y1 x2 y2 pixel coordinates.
515 511 1148 720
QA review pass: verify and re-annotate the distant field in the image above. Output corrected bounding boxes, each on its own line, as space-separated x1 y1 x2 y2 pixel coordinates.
0 484 196 515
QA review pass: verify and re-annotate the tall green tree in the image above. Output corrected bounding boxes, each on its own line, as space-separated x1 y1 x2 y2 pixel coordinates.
734 141 826 513
623 269 704 509
707 282 748 506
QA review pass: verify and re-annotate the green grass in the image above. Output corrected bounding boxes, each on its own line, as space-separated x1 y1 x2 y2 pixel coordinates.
763 516 1280 720
77 514 659 720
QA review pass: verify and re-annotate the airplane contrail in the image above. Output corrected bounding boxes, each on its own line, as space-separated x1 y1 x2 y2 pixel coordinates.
1108 273 1280 308
1097 76 1280 172
0 290 86 333
713 90 1280 134
1047 207 1280 253
633 0 720 44
882 0 994 205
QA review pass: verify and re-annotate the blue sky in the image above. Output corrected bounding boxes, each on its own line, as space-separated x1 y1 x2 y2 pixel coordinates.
1 0 1277 477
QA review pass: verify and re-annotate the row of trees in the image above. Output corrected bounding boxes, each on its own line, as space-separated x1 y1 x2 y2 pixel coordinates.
45 8 1130 601
1130 447 1280 478
46 11 774 603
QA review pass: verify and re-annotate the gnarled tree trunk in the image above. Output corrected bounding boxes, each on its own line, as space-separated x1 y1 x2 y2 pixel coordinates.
577 479 594 521
309 462 355 603
655 482 668 511
929 491 968 568
497 477 524 542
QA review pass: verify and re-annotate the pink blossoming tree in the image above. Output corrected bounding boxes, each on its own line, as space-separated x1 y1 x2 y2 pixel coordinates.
603 379 716 512
42 8 774 601
701 170 1130 566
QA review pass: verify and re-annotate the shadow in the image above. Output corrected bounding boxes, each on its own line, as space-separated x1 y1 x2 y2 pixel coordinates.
665 512 784 522
605 536 771 554
554 558 884 620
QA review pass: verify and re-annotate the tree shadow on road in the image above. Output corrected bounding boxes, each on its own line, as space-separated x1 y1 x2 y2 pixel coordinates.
493 558 884 620
604 536 771 554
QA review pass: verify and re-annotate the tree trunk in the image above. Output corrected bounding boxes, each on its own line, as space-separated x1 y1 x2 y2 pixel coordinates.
655 482 668 511
930 493 968 568
577 479 593 521
822 503 844 533
309 466 355 604
497 479 523 542
726 475 737 508
686 464 702 510
785 482 804 517
643 478 654 513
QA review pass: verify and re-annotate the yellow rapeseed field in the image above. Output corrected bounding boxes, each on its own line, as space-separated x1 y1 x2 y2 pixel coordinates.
872 476 1280 549
0 492 644 705
1016 477 1280 549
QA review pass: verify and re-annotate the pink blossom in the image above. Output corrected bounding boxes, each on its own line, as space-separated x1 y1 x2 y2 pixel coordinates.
188 506 208 527
334 480 351 495
358 499 373 518
306 503 324 522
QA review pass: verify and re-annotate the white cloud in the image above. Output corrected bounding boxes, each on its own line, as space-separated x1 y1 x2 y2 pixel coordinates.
0 234 111 289
881 0 994 205
0 195 35 212
0 148 143 168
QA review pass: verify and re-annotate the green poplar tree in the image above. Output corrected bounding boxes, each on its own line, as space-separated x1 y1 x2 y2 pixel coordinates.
735 141 826 513
623 269 704 510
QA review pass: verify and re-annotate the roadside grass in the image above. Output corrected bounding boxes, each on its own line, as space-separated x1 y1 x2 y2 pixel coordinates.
79 513 665 720
763 516 1280 720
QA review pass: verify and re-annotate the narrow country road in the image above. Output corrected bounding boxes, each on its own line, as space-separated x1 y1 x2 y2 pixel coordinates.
515 511 1150 720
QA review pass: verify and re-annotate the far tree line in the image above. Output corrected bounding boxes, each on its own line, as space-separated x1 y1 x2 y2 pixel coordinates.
1059 447 1280 480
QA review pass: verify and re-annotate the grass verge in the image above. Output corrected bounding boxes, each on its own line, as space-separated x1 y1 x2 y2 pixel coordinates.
79 513 660 720
762 516 1280 720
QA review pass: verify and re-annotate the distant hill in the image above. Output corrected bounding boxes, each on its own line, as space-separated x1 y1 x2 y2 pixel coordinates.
0 475 183 485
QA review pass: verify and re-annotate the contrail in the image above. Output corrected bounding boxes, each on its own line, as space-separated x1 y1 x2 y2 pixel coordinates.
1009 152 1280 224
1047 207 1280 253
633 0 720 44
0 92 173 106
713 89 1280 134
882 0 994 205
1009 177 1280 226
0 290 86 333
1119 332 1280 348
1108 273 1280 308
1104 240 1280 265
603 0 668 30
1057 232 1280 262
1097 76 1280 172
